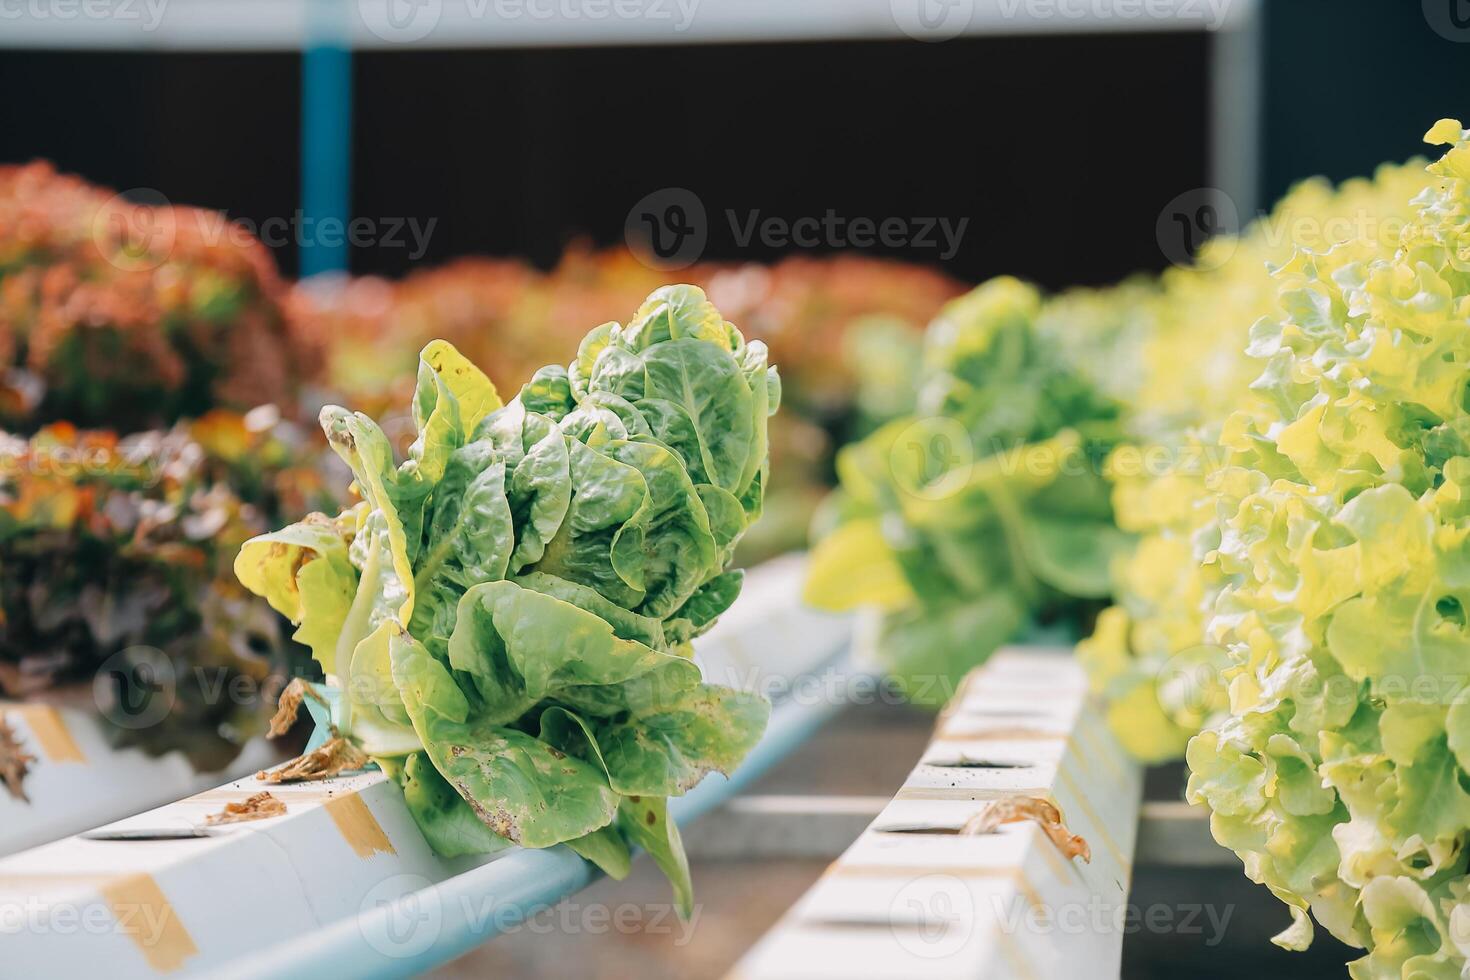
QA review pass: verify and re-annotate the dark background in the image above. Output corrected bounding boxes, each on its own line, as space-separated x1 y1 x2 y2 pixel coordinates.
0 0 1464 286
1261 1 1470 200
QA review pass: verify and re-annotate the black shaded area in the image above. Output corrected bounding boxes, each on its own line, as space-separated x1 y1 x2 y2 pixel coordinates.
1124 866 1358 979
1143 760 1188 801
1261 0 1470 203
0 34 1209 285
353 33 1208 286
1132 762 1359 977
0 51 300 269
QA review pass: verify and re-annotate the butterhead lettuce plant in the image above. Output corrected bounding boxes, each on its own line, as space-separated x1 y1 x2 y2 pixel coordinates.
235 285 779 912
803 277 1124 704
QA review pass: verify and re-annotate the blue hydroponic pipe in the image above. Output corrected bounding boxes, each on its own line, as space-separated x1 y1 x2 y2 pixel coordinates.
300 0 352 277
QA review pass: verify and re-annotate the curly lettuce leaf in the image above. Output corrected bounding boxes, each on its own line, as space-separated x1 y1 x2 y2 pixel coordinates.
1182 121 1470 975
1074 150 1433 766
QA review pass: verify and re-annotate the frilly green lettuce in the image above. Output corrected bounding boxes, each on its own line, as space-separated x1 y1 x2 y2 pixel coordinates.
1077 156 1433 764
1186 120 1470 975
235 285 778 913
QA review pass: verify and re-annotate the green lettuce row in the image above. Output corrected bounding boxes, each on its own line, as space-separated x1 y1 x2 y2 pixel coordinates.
804 276 1126 703
1186 120 1470 975
235 286 779 913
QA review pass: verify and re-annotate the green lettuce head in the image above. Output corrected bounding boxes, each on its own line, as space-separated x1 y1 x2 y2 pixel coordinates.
235 285 779 913
804 276 1125 704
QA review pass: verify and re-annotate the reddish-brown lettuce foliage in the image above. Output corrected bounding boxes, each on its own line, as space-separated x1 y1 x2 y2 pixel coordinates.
0 163 327 770
0 416 328 768
0 161 317 432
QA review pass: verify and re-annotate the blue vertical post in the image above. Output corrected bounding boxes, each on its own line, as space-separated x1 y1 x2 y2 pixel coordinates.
300 0 352 277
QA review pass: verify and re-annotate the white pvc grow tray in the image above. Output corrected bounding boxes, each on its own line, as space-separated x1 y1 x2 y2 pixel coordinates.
0 554 856 979
734 648 1143 980
0 705 281 858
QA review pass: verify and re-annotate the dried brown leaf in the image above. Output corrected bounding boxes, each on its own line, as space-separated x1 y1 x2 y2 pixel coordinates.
0 711 35 802
256 736 367 784
962 795 1091 862
204 791 286 825
268 677 330 739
